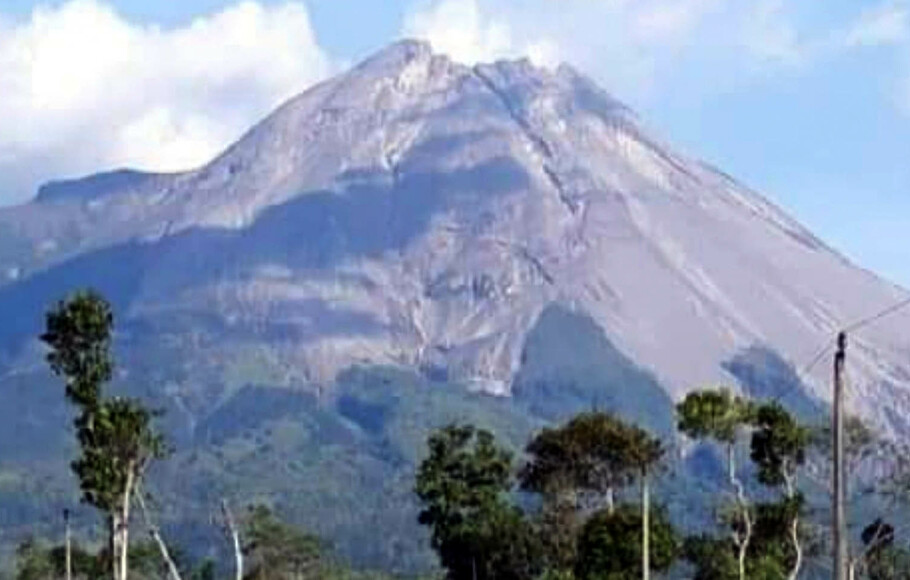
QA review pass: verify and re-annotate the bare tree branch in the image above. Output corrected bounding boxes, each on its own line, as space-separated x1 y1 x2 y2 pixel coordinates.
135 486 183 580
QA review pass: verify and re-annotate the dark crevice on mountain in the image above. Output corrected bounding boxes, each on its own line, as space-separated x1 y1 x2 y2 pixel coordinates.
472 65 580 215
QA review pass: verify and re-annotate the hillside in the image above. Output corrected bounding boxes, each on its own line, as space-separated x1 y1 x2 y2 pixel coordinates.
0 40 908 571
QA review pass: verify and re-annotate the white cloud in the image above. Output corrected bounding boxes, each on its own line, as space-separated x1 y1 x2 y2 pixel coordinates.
740 0 807 66
401 0 816 103
402 0 558 67
0 0 333 205
845 3 910 47
837 2 910 115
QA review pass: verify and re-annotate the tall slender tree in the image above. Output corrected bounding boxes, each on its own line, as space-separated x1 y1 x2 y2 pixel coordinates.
677 389 754 580
749 402 809 580
620 422 665 580
42 290 166 580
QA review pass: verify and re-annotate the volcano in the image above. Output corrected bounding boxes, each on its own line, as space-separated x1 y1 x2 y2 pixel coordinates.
1 40 908 569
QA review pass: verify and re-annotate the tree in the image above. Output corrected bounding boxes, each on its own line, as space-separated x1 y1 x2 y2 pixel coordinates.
684 525 788 580
14 539 54 580
807 415 910 578
683 535 738 580
186 561 215 580
677 389 754 580
415 424 540 580
520 413 639 513
12 537 172 580
749 402 809 580
520 413 635 572
861 519 910 580
618 422 665 580
241 505 323 579
41 291 167 580
520 413 666 579
575 504 678 580
747 500 800 579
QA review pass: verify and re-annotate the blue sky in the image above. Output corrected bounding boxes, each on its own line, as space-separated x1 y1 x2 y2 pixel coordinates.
0 0 908 286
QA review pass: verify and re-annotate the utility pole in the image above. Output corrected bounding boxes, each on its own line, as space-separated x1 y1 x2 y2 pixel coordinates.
833 331 848 580
64 508 72 580
642 470 650 580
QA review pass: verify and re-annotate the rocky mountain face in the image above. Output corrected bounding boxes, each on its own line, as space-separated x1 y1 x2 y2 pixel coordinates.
1 39 909 569
3 39 908 428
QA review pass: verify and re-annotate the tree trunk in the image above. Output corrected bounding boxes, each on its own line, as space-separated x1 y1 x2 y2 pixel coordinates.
222 500 243 580
119 465 135 580
728 444 751 580
64 509 72 580
110 514 121 580
788 515 802 580
606 486 615 515
641 469 650 580
784 470 802 580
137 490 183 580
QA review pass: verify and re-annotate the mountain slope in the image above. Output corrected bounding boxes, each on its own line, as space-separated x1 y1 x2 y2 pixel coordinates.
1 39 909 569
2 39 907 429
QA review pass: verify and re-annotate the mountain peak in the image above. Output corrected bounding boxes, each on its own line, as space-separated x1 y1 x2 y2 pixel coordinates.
358 38 435 68
5 39 910 438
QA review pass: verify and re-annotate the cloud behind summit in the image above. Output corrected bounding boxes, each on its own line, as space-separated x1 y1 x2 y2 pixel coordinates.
0 0 333 204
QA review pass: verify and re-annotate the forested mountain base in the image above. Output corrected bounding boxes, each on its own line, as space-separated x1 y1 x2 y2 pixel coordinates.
5 294 910 580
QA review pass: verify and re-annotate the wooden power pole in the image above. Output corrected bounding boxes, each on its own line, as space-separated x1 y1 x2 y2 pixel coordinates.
833 331 848 580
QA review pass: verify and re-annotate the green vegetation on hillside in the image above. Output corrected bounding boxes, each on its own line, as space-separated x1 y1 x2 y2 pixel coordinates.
6 292 910 580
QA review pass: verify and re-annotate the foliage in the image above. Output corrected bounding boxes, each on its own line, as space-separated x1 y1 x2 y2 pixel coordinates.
531 498 579 574
749 402 809 488
677 389 755 580
520 412 627 498
683 535 738 580
861 519 910 580
242 504 324 579
749 498 804 574
12 537 193 580
13 539 53 580
449 503 541 580
683 526 789 580
535 570 575 580
41 289 114 408
22 289 910 580
749 403 809 577
676 389 752 445
40 290 168 580
186 561 216 580
678 392 816 580
0 302 681 573
574 504 678 580
42 291 167 512
415 424 540 580
519 413 663 574
865 544 910 580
